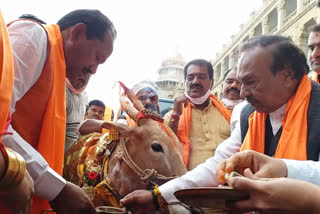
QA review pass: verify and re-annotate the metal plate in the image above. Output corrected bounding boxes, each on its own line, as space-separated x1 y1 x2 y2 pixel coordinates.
96 206 126 214
174 187 249 209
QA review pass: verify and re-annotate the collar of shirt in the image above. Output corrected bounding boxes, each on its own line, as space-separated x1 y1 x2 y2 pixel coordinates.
269 103 287 135
190 99 212 111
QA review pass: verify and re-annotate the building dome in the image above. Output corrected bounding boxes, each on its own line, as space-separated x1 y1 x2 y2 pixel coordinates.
161 53 186 67
156 53 186 99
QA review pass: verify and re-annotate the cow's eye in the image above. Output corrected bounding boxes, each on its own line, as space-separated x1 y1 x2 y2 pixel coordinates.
151 143 164 153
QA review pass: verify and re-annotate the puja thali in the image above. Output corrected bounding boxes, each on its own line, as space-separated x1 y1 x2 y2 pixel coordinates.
174 187 249 209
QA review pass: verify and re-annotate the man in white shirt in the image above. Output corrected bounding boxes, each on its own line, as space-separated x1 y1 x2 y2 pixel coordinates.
120 35 320 213
3 9 116 213
221 68 242 111
64 88 88 153
220 67 245 132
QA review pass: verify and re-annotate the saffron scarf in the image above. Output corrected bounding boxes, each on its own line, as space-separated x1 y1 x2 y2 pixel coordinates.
0 9 15 214
0 10 14 136
31 24 66 214
241 75 311 160
178 94 231 166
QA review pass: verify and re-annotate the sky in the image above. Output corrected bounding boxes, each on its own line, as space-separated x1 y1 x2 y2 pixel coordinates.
2 0 263 110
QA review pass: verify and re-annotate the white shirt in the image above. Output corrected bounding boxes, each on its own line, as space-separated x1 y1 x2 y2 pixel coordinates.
229 101 247 132
65 88 88 152
283 159 320 186
2 20 66 201
159 103 287 203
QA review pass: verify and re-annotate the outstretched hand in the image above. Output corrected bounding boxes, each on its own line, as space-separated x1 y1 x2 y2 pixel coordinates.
50 181 96 214
120 190 155 214
226 176 320 214
216 150 287 184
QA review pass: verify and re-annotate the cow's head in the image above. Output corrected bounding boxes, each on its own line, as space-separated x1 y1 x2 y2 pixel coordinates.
101 82 187 196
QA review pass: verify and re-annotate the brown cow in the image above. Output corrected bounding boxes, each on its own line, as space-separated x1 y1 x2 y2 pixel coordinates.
63 82 187 213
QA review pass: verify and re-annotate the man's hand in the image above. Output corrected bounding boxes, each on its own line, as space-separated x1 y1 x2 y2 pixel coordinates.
50 181 96 214
227 177 320 214
216 150 287 184
120 190 155 214
2 170 34 214
169 95 189 134
172 95 189 115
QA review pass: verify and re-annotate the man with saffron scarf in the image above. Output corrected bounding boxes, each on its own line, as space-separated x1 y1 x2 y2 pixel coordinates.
120 35 320 213
2 9 116 214
164 59 231 170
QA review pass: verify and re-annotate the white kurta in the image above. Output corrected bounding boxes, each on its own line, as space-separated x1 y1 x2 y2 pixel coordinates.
158 104 314 204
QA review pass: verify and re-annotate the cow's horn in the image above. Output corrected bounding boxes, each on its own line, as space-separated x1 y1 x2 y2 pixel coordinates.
119 81 144 110
119 92 139 122
119 81 144 122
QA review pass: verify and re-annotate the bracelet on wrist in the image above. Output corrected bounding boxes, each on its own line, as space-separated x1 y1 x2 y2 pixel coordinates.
151 189 160 210
170 113 180 123
0 143 9 179
0 147 26 191
151 185 167 211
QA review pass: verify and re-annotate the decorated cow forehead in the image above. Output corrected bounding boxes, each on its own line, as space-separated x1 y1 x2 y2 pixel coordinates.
136 109 163 125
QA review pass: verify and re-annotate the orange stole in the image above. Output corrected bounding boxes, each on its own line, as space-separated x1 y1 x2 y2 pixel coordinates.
241 75 311 160
312 72 319 83
8 21 66 213
177 95 231 166
32 24 66 214
0 10 15 214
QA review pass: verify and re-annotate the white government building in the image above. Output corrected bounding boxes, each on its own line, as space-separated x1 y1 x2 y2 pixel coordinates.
156 0 319 100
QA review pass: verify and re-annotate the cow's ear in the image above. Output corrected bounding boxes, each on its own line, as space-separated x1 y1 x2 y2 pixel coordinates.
101 121 132 138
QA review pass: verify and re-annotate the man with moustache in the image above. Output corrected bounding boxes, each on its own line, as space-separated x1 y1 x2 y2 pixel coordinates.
164 59 231 170
114 81 161 127
120 35 320 213
2 9 116 213
221 67 245 132
132 81 161 114
308 24 320 83
221 68 242 110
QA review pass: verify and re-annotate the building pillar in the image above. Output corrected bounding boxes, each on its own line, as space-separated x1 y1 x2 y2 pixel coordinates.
229 53 235 69
297 0 303 14
278 0 285 29
249 30 255 38
221 62 226 80
262 16 269 34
